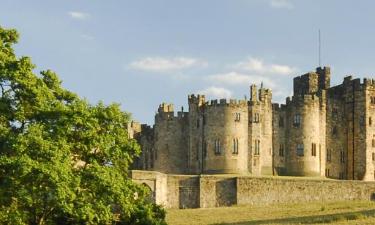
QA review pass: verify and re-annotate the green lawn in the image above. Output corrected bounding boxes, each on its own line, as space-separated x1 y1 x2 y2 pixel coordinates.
166 201 375 225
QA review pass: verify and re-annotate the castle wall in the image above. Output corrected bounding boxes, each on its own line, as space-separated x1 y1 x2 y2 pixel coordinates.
363 79 375 181
187 95 205 174
129 122 155 170
131 170 375 209
248 86 273 175
166 175 200 209
326 86 347 179
199 176 237 208
153 104 189 174
132 66 375 181
272 104 287 175
237 176 375 206
203 99 249 174
284 95 323 176
342 78 367 180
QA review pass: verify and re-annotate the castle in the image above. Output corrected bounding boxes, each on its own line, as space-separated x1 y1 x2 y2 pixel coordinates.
131 66 375 181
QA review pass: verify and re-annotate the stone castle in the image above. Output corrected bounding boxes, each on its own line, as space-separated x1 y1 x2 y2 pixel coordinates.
130 66 375 181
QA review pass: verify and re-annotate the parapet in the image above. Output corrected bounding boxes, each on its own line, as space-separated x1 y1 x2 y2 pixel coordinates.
293 66 331 96
363 78 375 88
272 103 287 111
188 94 206 106
158 103 174 113
206 98 248 108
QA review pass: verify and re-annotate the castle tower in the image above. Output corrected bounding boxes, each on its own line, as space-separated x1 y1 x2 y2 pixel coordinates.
153 103 189 174
187 94 205 174
248 84 273 175
203 99 249 174
284 69 328 177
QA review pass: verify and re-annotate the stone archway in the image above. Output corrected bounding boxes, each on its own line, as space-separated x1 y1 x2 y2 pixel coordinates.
142 182 155 203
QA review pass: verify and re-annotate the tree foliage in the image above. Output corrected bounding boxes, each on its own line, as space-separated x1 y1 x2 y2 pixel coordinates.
0 26 166 225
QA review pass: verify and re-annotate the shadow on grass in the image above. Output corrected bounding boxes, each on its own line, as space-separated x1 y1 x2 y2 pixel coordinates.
213 209 375 225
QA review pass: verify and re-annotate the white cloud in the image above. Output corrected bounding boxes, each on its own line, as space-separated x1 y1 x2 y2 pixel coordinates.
206 71 276 88
80 34 94 41
197 86 232 99
269 0 294 9
129 57 206 72
68 11 90 20
232 57 297 75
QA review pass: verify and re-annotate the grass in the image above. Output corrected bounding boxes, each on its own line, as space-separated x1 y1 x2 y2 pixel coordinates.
166 201 375 225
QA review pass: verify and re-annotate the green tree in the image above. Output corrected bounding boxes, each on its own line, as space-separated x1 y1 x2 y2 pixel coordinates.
0 26 166 225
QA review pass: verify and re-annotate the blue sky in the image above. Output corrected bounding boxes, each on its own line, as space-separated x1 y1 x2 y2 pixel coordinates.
1 0 375 124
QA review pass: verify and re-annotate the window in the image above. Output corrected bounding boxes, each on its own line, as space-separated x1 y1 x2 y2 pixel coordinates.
372 138 375 148
311 143 317 156
372 152 375 161
371 97 375 104
232 138 239 154
279 144 284 157
214 140 221 155
297 144 304 156
279 116 284 127
293 114 301 127
253 113 260 123
254 140 260 155
327 149 332 162
370 117 372 126
340 150 345 163
325 168 330 177
235 113 241 122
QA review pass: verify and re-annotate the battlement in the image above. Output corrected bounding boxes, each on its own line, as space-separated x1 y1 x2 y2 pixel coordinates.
188 94 206 106
286 93 321 106
337 76 366 91
205 98 248 107
272 103 287 111
156 103 189 122
293 66 330 96
250 84 272 102
158 103 174 113
363 78 375 88
140 124 153 137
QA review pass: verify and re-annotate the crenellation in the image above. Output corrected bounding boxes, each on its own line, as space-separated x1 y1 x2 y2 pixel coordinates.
132 66 375 181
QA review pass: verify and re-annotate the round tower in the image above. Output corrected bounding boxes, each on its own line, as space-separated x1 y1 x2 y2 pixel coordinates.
203 99 249 174
285 95 322 176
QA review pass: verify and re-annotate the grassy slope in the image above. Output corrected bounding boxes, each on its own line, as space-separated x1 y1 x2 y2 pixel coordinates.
166 201 375 225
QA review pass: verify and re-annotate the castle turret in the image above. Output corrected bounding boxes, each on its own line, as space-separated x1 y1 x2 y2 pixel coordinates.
187 94 206 174
248 84 273 175
203 99 249 174
317 66 331 90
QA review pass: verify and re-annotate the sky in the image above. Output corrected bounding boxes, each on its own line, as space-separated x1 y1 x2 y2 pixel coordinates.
1 0 375 124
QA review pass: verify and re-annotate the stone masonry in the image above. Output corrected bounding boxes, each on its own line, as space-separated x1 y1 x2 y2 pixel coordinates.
131 66 375 181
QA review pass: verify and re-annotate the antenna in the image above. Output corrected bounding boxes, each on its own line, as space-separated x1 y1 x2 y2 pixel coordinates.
318 29 321 67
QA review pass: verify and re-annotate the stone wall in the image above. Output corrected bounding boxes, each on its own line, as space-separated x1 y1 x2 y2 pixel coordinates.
153 103 189 174
203 100 249 174
237 176 375 205
131 170 375 209
131 66 375 181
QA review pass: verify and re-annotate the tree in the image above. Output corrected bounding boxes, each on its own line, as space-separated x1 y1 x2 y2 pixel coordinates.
0 26 166 225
